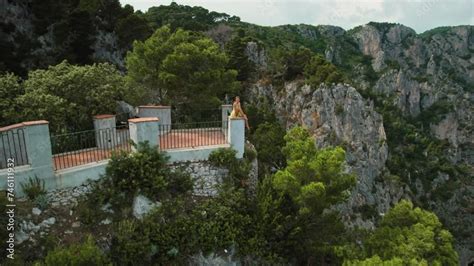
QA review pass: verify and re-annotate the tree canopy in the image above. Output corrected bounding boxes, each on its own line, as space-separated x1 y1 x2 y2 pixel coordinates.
225 29 256 82
126 26 240 110
0 73 23 126
16 61 128 133
144 2 240 31
273 126 356 214
255 126 356 263
304 54 345 88
344 200 458 265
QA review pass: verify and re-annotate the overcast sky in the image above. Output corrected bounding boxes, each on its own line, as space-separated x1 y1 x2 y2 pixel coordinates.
120 0 473 33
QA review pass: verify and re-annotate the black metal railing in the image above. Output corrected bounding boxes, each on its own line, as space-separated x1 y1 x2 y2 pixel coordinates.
158 121 228 150
51 126 131 170
1 128 28 169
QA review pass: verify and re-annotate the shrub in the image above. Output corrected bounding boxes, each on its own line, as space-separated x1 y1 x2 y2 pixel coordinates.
189 188 255 255
144 198 195 263
77 142 193 224
104 141 193 200
208 147 238 167
418 99 454 126
110 219 152 265
250 122 286 176
75 180 111 226
209 148 250 187
40 235 110 266
344 255 405 266
351 200 459 265
34 194 49 210
304 55 345 88
18 61 128 134
20 176 46 201
144 189 256 263
166 168 194 196
244 144 257 162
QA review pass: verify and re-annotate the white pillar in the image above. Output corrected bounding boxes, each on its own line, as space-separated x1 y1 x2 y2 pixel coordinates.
137 105 171 125
128 117 160 151
222 104 232 139
93 114 116 149
23 121 54 173
17 121 55 190
228 118 245 159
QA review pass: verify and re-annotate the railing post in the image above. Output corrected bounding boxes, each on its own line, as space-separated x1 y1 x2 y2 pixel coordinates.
22 121 55 189
137 105 171 124
228 117 245 159
23 121 54 170
128 117 160 151
1 121 55 193
93 114 116 149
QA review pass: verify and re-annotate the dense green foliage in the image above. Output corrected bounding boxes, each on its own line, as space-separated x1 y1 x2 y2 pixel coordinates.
144 189 254 263
254 127 356 263
1 0 151 75
251 122 286 174
126 26 239 110
18 61 128 133
1 2 467 265
274 127 355 213
304 55 345 87
362 91 469 200
115 13 153 50
106 187 255 264
105 142 193 199
32 129 458 265
38 236 110 265
225 29 257 82
282 47 313 80
77 142 192 224
264 46 313 82
0 73 23 125
100 128 359 264
420 26 455 40
245 97 287 176
144 2 240 31
240 24 327 54
344 200 458 265
0 62 129 133
209 148 251 188
110 219 152 265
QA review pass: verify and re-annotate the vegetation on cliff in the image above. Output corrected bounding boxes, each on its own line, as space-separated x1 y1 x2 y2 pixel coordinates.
0 1 470 264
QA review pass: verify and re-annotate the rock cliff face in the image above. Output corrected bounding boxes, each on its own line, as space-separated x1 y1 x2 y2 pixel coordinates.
1 0 126 72
249 82 407 228
352 29 473 262
245 41 267 70
360 25 474 168
246 24 473 264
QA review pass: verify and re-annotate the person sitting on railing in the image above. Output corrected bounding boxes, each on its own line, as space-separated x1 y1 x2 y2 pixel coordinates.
230 96 250 130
